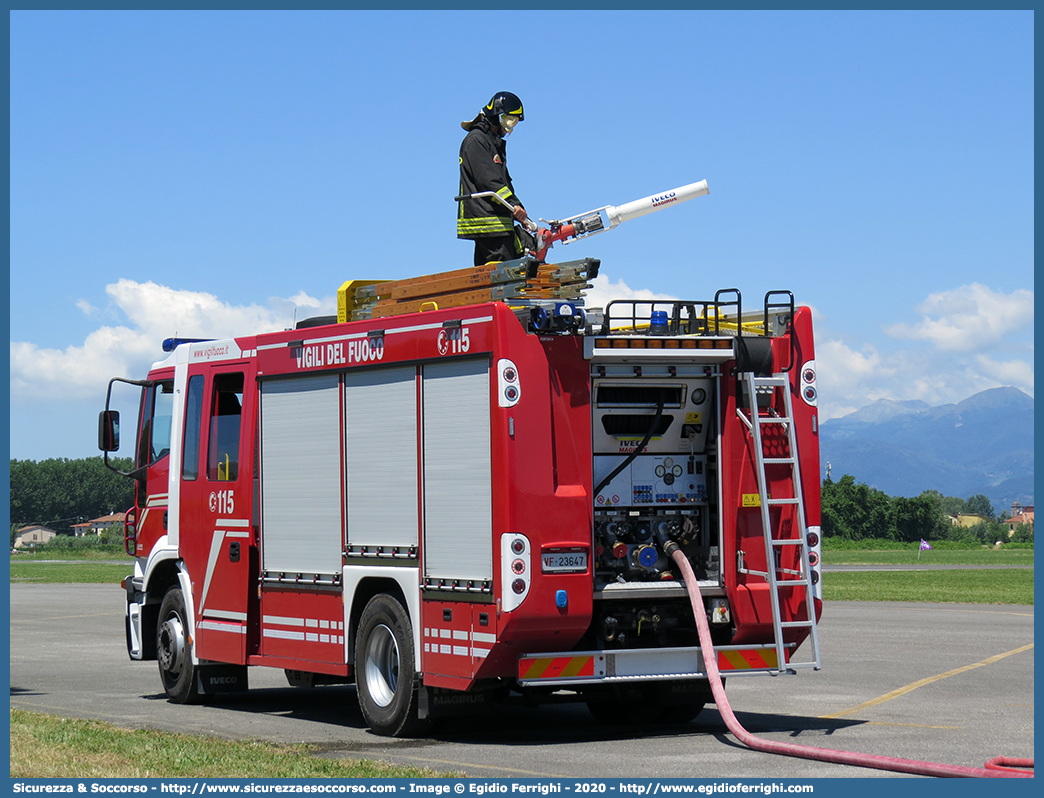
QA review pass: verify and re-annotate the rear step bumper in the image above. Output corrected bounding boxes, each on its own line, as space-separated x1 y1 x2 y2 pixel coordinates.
517 644 797 687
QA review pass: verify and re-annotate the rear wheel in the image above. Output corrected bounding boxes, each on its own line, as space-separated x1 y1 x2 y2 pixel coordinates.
355 594 426 737
657 678 716 724
585 679 717 725
657 702 706 724
584 684 666 725
157 585 200 704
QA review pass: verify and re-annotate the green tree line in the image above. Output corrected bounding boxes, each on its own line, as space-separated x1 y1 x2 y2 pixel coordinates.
9 457 135 539
821 474 1033 545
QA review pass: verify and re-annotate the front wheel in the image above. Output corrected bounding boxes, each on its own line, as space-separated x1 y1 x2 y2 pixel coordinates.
157 585 200 704
355 594 427 737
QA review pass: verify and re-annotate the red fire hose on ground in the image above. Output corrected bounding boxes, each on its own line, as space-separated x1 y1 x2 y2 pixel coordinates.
666 543 1034 778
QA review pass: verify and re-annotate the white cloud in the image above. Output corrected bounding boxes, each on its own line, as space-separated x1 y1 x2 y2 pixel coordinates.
814 341 1029 420
815 284 1034 419
581 280 1034 421
288 291 322 309
814 338 899 419
885 283 1034 352
584 274 677 310
972 354 1035 395
11 279 335 401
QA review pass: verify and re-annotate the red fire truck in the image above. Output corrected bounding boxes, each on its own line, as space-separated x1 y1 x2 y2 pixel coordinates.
99 265 822 737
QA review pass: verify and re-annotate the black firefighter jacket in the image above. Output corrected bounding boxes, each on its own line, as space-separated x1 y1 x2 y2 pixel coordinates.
457 118 524 239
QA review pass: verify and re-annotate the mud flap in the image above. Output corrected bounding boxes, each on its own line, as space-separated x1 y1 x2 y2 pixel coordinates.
418 685 494 719
125 578 157 661
197 664 248 694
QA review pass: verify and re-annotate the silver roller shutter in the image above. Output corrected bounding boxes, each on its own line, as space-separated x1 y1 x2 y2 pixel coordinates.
260 374 342 577
344 366 419 549
422 358 492 582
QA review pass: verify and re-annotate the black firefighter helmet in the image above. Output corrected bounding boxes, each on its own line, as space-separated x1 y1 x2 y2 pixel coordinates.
461 91 524 135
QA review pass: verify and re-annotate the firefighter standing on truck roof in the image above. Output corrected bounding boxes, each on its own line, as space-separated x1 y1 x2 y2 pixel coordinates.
457 91 533 266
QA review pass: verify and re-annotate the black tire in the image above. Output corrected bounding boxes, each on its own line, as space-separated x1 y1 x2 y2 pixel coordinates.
657 678 715 724
657 701 706 724
355 594 426 737
157 585 201 704
584 684 664 725
585 680 716 725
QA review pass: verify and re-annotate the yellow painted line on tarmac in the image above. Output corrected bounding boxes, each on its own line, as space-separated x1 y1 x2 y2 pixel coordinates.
864 722 963 729
821 643 1034 719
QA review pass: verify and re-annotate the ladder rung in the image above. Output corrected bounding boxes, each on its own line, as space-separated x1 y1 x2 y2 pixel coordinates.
780 621 815 628
776 579 811 587
753 377 788 387
771 539 803 546
763 457 795 465
768 498 800 505
758 417 792 424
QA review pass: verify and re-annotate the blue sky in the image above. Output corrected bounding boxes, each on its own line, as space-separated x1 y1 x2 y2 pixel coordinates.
9 9 1034 461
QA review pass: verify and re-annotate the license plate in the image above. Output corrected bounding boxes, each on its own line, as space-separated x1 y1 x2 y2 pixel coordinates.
541 551 588 573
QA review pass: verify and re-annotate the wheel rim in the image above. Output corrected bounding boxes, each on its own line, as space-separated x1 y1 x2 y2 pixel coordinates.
363 623 399 708
158 612 186 676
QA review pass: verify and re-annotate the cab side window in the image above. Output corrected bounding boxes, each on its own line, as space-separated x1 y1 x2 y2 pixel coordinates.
151 383 174 464
182 375 205 481
208 373 244 482
138 381 174 469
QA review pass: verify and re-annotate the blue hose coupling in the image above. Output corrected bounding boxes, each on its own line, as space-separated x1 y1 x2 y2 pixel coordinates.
555 589 568 609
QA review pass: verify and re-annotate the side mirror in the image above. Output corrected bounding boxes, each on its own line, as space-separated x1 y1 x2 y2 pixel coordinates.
98 410 120 452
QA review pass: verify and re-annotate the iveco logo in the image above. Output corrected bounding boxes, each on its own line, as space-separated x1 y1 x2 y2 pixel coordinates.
209 676 240 684
652 192 677 207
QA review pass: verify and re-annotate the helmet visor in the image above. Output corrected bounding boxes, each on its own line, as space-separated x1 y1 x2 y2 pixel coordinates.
500 113 521 135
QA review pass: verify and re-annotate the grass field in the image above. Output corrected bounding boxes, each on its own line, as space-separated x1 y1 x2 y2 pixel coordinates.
10 709 458 779
821 567 1033 604
10 545 126 560
823 544 1033 566
10 560 129 584
818 542 1034 603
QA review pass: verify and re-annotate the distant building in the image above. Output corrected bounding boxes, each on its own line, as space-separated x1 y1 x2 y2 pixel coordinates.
72 512 127 537
14 525 57 549
1002 503 1033 535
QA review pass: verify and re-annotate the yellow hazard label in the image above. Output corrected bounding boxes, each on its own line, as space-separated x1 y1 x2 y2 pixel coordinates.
742 494 761 507
718 648 779 671
519 655 595 680
685 412 702 424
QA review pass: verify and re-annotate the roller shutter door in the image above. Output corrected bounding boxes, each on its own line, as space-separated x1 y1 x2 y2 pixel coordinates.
344 366 419 549
259 374 342 577
422 358 491 582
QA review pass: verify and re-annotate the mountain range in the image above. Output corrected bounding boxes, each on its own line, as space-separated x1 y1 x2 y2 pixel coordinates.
818 386 1034 516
